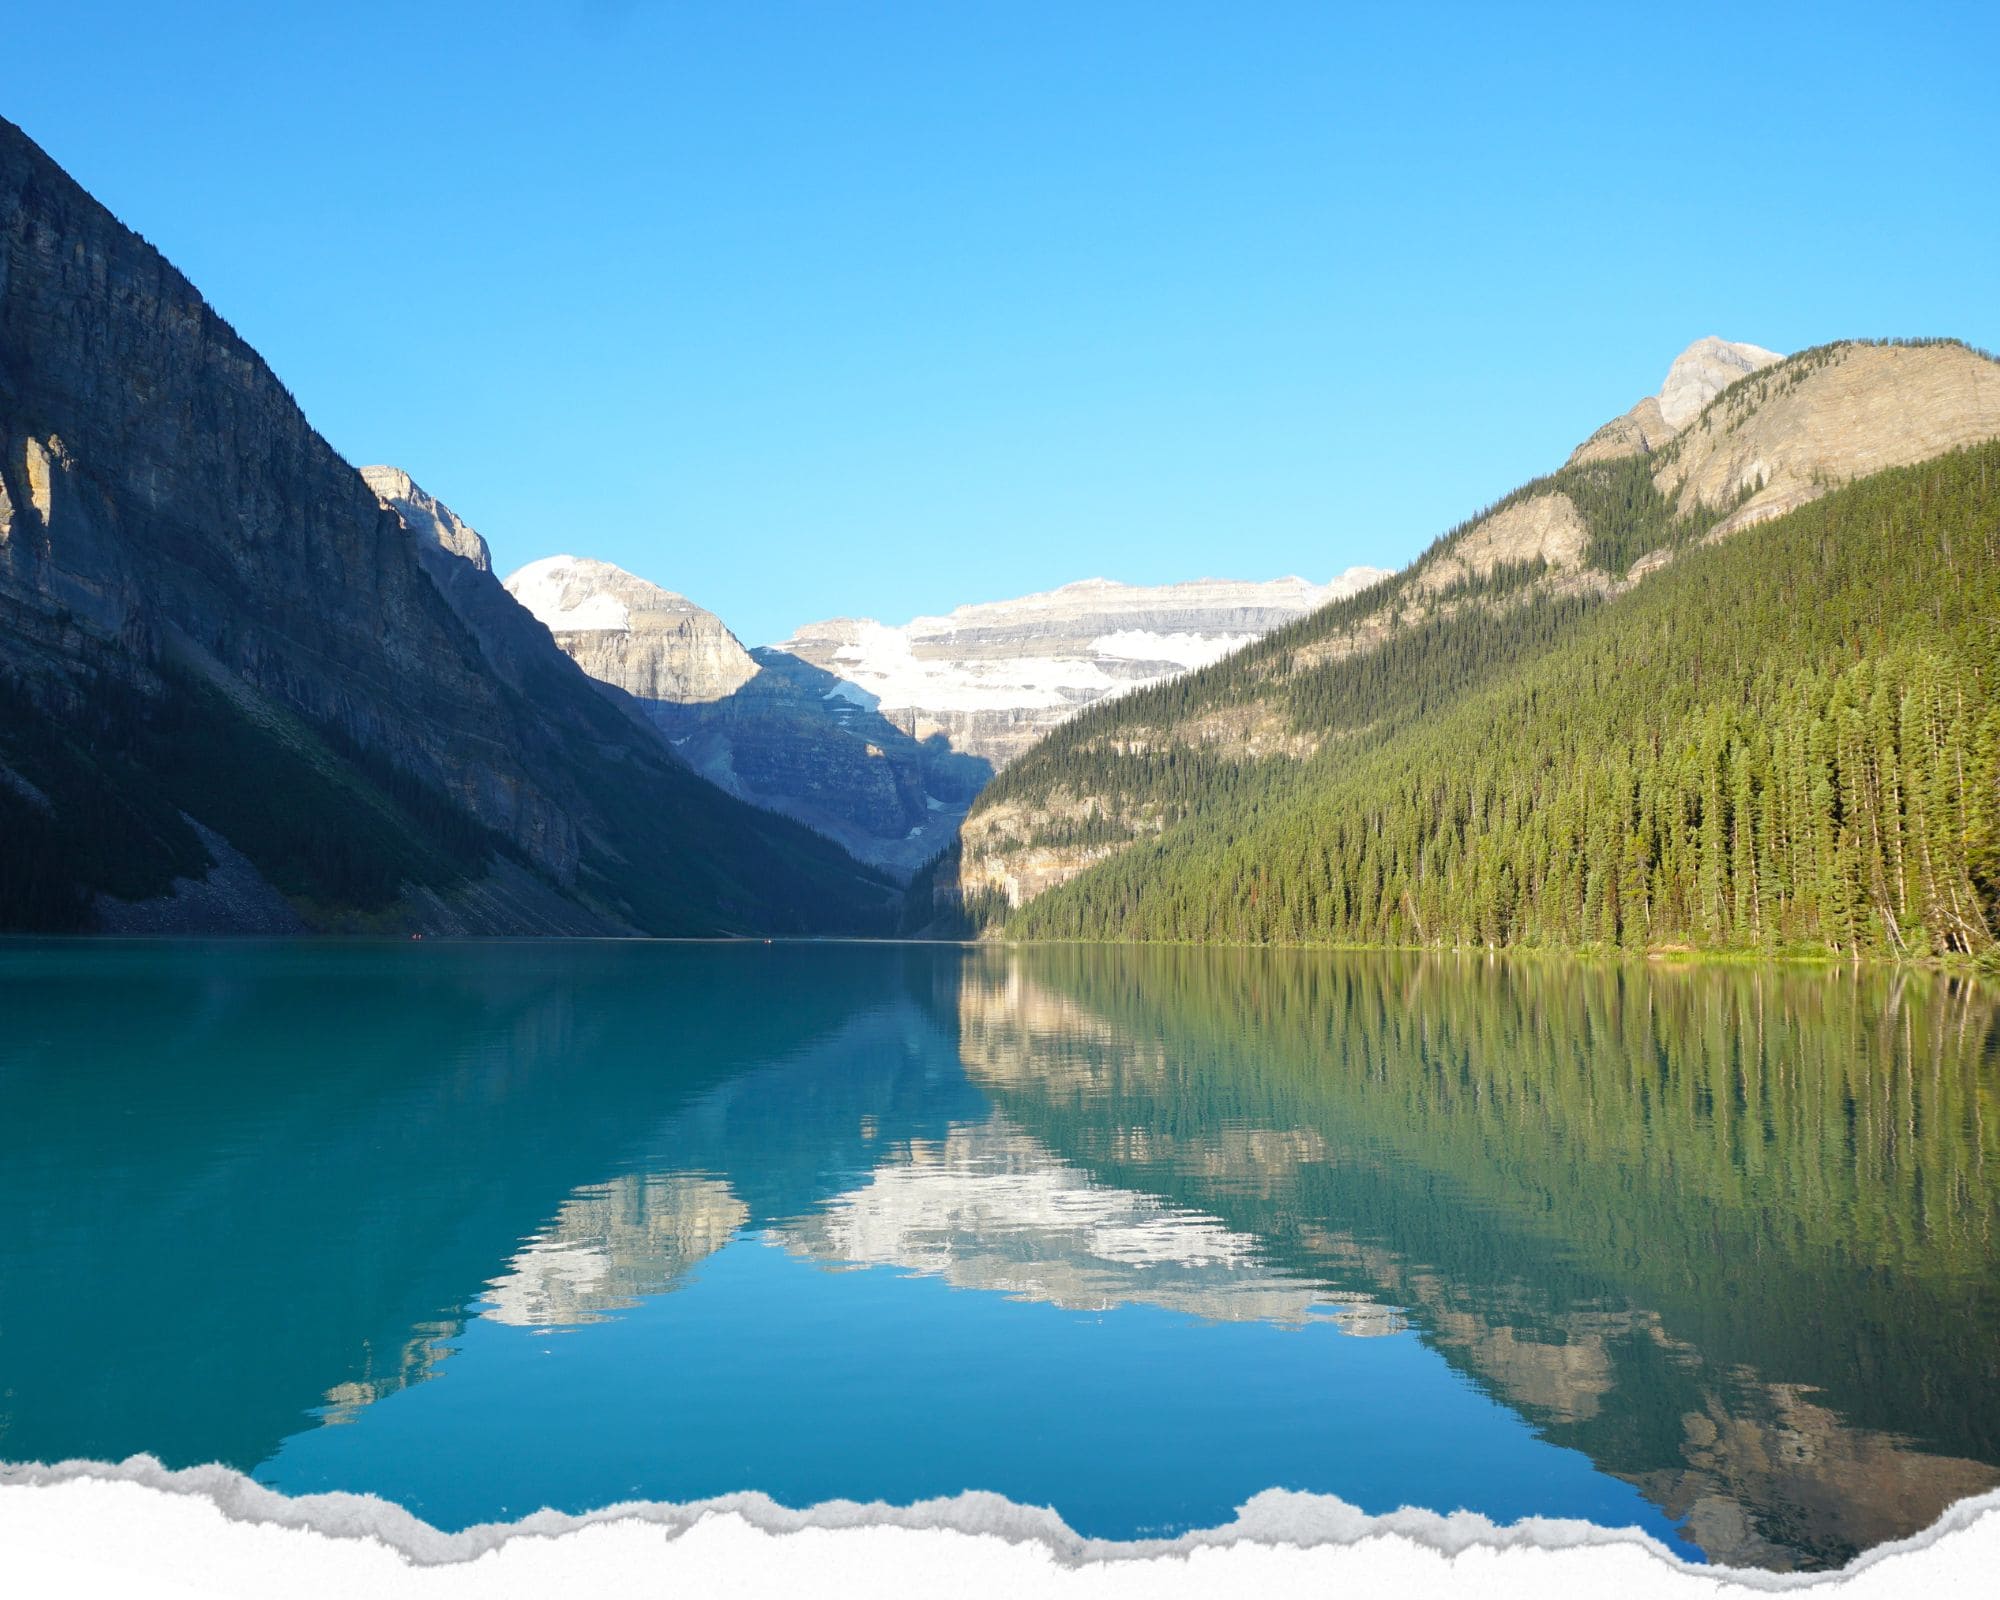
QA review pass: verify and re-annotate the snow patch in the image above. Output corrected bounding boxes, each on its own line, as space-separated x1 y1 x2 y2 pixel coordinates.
827 620 1119 712
1090 630 1258 670
505 556 634 633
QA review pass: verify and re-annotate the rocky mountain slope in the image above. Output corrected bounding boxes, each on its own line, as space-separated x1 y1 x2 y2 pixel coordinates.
505 559 1381 875
506 554 760 704
1655 341 2000 536
0 115 892 935
953 336 2000 931
500 554 982 875
360 465 494 569
1569 336 1781 463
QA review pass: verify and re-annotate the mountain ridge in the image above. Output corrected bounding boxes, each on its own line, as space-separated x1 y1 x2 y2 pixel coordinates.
499 547 1384 874
0 115 892 935
1003 440 2000 958
948 335 2000 939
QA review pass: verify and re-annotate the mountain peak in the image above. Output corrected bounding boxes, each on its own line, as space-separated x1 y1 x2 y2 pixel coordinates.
360 464 492 573
1655 337 1784 428
1569 336 1784 465
503 556 758 703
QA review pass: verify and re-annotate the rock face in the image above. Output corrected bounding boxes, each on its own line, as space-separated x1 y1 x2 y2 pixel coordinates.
503 555 987 876
1411 492 1588 596
775 572 1391 770
506 555 759 704
1566 337 2000 543
359 465 492 570
676 646 992 876
1656 341 2000 535
1656 336 1784 428
0 115 889 935
1570 337 1782 465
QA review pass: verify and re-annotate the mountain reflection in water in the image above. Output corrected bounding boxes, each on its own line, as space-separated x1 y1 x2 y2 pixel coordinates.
0 941 1993 1569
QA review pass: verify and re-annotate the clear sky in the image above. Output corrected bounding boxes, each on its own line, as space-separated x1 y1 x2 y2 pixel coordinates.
11 2 1998 645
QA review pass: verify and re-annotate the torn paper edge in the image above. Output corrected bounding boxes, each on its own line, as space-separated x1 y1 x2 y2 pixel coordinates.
3 1456 1997 1585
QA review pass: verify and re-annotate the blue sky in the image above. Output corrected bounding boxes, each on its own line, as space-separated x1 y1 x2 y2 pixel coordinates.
11 2 1998 644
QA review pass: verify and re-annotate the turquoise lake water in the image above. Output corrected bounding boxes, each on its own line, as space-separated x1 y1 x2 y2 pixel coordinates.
2 940 1995 1569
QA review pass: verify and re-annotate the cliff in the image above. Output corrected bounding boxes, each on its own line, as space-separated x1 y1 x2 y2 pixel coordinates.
0 116 891 935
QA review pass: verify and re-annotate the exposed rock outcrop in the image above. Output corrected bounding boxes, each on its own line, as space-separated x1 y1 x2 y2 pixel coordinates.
1569 337 1783 465
359 465 492 570
1657 336 1785 428
91 818 306 935
1568 394 1680 465
506 555 759 704
1657 340 2000 533
1411 491 1588 595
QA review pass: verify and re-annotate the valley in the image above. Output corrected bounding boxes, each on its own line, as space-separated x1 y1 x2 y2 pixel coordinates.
2 108 1996 962
499 553 1382 875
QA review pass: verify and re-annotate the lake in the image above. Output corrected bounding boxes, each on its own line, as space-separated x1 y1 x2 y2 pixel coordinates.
1 940 1994 1569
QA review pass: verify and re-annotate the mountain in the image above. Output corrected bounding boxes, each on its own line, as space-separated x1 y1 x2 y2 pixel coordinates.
0 115 892 936
500 554 985 875
956 337 2000 960
360 465 495 570
505 560 1383 876
505 554 761 704
1570 335 1781 463
774 572 1389 769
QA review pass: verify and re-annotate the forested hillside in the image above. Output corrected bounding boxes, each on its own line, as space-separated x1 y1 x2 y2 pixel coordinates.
1005 442 2000 960
969 450 1700 848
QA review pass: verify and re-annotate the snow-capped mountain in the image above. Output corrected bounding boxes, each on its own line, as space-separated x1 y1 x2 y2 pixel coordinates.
505 555 760 704
775 571 1390 769
497 560 1380 876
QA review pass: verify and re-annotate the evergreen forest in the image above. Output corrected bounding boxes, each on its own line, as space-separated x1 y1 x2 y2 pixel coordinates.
999 443 2000 962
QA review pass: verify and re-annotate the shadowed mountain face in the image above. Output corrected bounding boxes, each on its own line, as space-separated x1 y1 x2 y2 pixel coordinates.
669 647 994 877
499 551 992 876
2 942 1991 1568
0 117 891 935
